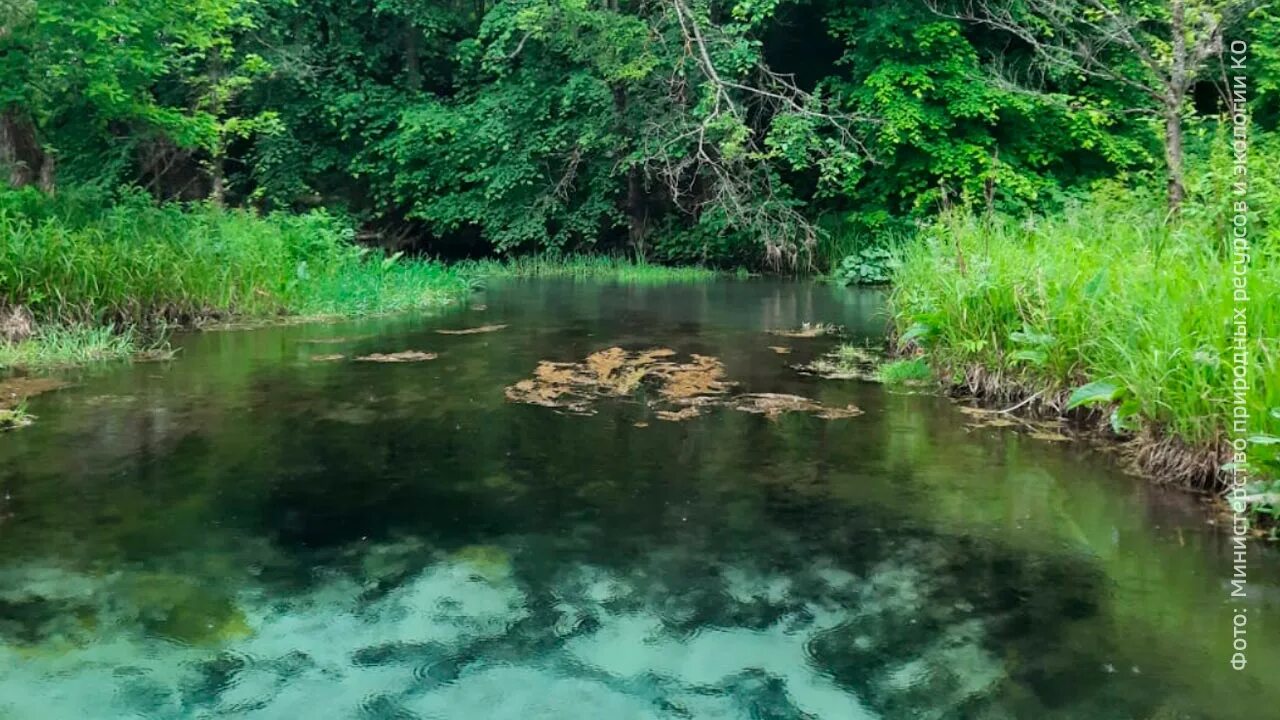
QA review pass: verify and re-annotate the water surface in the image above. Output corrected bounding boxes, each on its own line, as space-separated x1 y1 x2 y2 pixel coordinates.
1 279 1276 719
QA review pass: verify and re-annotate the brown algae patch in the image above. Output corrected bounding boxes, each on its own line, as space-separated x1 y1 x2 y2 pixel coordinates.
355 351 438 363
504 347 720 416
655 407 703 422
730 393 864 420
436 324 508 335
506 347 860 422
793 345 884 382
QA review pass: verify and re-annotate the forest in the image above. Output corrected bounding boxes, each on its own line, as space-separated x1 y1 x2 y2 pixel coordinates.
2 0 1272 259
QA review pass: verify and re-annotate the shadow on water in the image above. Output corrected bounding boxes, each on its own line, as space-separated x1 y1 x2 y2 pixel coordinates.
0 279 1277 719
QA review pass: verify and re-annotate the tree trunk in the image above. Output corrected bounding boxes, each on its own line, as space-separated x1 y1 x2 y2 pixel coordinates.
1165 0 1186 212
404 23 422 91
0 107 52 191
1164 106 1185 212
611 84 647 257
626 166 647 259
210 153 226 207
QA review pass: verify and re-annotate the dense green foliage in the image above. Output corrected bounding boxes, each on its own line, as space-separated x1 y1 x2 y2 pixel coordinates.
5 0 1273 271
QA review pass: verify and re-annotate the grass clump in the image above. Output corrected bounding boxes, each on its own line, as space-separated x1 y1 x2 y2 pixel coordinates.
459 254 718 283
0 402 34 431
877 358 933 386
0 187 474 368
0 326 137 369
890 173 1279 489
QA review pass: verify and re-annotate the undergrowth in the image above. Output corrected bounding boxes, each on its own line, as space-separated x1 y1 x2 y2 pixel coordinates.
890 158 1279 500
458 254 719 283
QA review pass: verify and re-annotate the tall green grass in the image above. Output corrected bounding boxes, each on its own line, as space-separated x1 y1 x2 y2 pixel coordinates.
0 187 474 368
0 189 473 326
890 178 1278 468
458 254 719 283
0 325 138 368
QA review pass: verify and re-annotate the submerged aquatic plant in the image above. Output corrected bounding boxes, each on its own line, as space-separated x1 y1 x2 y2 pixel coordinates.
793 344 885 382
505 347 730 415
506 346 861 421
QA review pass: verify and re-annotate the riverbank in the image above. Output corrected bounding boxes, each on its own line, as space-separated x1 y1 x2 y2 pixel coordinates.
0 189 474 369
888 185 1279 521
0 191 719 371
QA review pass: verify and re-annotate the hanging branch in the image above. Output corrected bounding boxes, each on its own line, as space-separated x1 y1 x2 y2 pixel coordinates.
637 0 876 269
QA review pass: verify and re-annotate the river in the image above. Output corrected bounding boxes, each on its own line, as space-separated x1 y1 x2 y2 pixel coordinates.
0 279 1276 719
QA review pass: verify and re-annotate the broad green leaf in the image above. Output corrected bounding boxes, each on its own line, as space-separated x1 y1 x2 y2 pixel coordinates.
1010 328 1054 346
1066 380 1123 409
1082 268 1107 298
899 322 933 345
1009 349 1047 366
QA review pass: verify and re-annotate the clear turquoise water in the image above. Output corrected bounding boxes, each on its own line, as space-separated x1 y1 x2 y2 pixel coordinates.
0 279 1276 719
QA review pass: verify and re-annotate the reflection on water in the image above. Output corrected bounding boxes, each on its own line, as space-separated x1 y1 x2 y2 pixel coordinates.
0 279 1276 719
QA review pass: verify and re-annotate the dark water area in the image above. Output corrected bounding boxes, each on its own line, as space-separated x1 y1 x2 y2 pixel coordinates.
1 279 1277 719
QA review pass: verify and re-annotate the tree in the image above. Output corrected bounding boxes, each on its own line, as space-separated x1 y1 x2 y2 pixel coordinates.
0 0 252 192
937 0 1248 210
0 0 52 190
368 0 868 267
